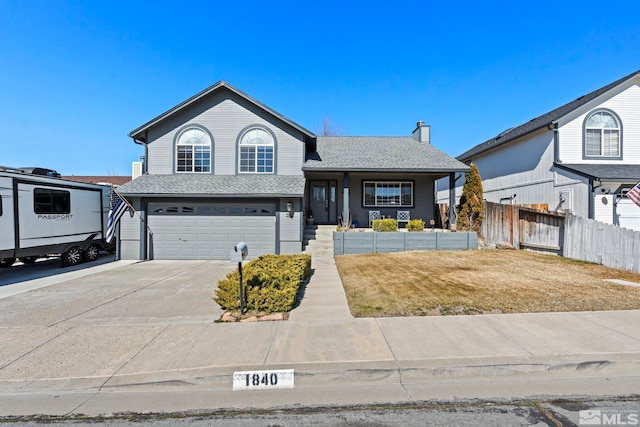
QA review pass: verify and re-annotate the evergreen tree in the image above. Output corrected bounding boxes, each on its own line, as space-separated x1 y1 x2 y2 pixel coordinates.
456 163 483 234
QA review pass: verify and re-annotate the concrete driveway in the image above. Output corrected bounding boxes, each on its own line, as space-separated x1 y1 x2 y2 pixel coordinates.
0 260 229 395
0 260 228 326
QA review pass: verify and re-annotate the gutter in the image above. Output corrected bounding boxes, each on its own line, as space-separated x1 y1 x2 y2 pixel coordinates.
132 131 148 174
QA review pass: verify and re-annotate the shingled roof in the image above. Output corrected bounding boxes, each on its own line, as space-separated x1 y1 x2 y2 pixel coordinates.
458 70 640 162
556 164 640 181
303 136 469 174
117 174 305 197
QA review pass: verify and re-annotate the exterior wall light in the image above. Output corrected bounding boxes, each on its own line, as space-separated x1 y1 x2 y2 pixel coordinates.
286 202 293 218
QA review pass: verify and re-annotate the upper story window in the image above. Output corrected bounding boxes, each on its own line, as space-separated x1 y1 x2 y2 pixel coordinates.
584 110 622 159
176 126 212 173
238 127 275 173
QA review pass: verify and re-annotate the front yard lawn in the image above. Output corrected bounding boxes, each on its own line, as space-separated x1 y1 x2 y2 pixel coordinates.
335 250 640 317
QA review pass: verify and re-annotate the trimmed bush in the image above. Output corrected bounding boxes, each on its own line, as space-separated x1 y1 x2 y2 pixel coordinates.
214 254 312 313
406 219 425 232
372 218 398 232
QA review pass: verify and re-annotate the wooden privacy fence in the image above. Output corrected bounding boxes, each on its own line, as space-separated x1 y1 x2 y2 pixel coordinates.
482 202 563 254
482 201 640 272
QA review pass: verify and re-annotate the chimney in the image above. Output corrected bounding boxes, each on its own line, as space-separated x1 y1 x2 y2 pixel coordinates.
132 161 143 179
412 121 430 143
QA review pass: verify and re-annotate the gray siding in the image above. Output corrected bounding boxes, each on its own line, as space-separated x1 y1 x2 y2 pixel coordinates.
277 198 303 254
119 211 143 260
145 88 304 176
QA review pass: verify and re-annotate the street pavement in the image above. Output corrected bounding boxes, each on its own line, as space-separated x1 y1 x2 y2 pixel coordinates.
0 251 639 417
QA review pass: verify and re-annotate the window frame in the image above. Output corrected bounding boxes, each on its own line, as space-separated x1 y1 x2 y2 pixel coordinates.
582 109 623 160
33 188 71 214
174 125 213 173
362 181 414 207
237 125 276 174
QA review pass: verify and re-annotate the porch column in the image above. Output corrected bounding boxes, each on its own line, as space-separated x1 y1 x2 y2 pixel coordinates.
343 172 350 225
448 173 456 230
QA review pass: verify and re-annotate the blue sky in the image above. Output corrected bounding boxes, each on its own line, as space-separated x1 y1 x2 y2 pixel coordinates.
1 1 639 176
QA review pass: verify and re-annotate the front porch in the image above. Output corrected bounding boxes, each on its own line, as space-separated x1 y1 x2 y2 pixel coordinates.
304 172 458 230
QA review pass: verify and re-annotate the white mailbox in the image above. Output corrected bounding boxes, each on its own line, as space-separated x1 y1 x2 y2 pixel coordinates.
231 242 248 262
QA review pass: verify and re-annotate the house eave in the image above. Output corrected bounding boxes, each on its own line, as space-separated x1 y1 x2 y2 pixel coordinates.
458 69 640 162
457 123 551 162
302 167 471 174
128 80 316 142
120 192 304 198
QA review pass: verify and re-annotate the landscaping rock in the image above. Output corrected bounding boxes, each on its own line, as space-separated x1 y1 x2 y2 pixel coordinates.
221 313 237 322
496 241 515 250
259 313 284 321
240 316 259 322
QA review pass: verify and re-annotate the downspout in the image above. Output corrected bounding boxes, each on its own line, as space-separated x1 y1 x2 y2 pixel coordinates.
132 131 149 260
548 121 560 164
132 131 149 174
588 179 595 220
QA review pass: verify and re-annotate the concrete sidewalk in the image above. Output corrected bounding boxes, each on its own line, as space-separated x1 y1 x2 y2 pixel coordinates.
0 256 639 416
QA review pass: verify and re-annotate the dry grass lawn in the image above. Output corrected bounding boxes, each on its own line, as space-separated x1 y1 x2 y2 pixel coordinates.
334 249 640 317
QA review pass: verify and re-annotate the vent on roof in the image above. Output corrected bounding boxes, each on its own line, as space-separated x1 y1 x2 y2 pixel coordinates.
496 127 515 139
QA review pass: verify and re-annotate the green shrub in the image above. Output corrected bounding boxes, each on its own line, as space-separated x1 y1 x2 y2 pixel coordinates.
406 219 425 231
457 162 484 234
372 218 398 232
214 254 312 313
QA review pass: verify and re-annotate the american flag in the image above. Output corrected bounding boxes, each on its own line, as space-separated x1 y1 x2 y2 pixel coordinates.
106 188 127 243
627 181 640 209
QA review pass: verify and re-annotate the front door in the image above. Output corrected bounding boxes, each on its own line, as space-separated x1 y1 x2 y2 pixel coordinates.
309 181 337 224
310 182 329 223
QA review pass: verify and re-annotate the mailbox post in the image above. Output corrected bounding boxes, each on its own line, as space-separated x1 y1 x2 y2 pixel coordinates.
231 242 248 314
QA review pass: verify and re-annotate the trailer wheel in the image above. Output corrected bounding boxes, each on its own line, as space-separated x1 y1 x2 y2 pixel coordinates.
62 247 83 267
0 258 16 268
83 244 100 262
18 256 38 264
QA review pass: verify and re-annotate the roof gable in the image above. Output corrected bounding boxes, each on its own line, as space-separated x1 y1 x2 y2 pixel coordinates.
458 70 640 161
129 81 315 142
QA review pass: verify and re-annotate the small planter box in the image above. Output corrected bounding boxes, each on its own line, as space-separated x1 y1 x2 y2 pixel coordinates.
334 231 478 255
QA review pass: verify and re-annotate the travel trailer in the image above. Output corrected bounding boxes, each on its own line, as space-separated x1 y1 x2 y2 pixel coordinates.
0 166 111 267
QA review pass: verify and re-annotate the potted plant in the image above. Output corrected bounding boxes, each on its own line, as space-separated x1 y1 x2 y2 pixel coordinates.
306 209 314 225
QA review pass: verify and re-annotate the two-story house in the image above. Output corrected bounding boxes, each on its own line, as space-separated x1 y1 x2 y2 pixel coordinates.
117 81 469 260
456 70 640 231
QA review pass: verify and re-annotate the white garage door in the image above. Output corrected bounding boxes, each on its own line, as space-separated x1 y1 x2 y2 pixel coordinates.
148 202 276 260
617 198 640 231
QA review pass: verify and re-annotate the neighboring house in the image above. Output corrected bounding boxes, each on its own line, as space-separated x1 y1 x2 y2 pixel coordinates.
117 81 469 260
451 70 640 231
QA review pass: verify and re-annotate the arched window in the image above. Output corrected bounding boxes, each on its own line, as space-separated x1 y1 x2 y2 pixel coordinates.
238 127 275 173
176 126 212 172
584 110 621 158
